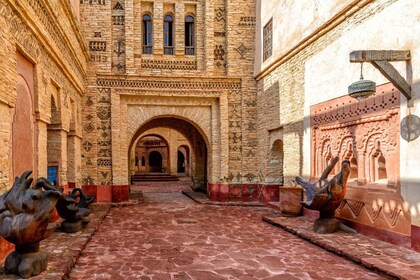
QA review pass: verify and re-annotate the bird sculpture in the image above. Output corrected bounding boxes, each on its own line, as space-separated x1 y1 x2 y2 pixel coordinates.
0 171 61 278
70 187 95 209
295 156 355 234
42 181 92 232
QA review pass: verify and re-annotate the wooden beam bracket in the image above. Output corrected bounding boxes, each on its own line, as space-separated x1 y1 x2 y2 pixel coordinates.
349 50 411 100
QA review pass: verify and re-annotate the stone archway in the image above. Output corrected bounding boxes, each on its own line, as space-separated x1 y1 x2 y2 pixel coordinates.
148 151 163 172
128 116 208 190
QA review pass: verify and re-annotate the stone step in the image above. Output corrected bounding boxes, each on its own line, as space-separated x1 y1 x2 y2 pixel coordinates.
131 173 179 182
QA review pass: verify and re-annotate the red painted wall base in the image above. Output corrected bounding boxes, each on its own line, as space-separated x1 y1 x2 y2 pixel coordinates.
207 183 280 204
82 185 129 203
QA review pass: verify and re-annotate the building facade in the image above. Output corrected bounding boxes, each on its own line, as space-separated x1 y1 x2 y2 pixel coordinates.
0 0 419 255
255 0 420 249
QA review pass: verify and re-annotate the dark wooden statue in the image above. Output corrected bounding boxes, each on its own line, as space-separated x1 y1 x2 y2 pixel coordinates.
295 157 356 234
43 184 93 233
0 171 61 278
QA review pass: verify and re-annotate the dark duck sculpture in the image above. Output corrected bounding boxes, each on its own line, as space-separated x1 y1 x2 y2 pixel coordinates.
295 156 356 234
42 181 92 233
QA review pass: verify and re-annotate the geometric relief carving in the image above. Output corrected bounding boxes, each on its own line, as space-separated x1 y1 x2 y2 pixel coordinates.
96 78 241 91
82 141 93 152
98 159 112 166
113 1 124 10
313 84 410 236
345 199 365 217
98 141 112 146
234 43 250 59
84 123 95 133
97 106 111 120
214 7 226 22
239 17 256 26
89 41 107 52
97 149 112 158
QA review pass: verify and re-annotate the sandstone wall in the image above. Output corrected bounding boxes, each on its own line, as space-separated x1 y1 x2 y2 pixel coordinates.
79 0 259 188
255 0 420 244
0 0 87 191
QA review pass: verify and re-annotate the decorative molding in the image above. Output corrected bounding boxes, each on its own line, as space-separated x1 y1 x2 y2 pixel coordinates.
96 77 241 90
141 59 197 70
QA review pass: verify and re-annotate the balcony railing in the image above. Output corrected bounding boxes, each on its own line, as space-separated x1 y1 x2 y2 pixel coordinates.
164 46 174 55
142 45 153 54
185 46 195 55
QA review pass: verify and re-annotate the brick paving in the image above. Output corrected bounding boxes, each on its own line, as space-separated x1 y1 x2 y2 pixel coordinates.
263 213 420 280
68 183 388 280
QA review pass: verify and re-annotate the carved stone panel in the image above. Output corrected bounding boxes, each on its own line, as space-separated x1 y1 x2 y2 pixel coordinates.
310 83 410 236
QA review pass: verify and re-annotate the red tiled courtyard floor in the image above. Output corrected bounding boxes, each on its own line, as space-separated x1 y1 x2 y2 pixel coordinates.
68 182 388 280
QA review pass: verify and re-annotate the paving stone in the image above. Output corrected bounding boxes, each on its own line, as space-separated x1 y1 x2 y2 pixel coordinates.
263 214 420 279
67 182 387 280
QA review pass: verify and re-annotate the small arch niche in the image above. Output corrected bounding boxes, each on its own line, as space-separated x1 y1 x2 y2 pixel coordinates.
370 141 388 184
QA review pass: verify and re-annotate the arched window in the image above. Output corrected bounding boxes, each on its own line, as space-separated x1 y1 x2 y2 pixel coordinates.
142 14 153 54
185 15 195 55
164 14 174 55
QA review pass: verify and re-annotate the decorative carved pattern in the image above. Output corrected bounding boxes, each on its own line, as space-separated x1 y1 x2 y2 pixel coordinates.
97 107 111 120
82 141 93 152
114 39 125 56
113 1 124 10
214 45 225 60
239 17 256 26
98 141 112 146
112 63 125 71
97 78 241 90
214 32 226 37
82 176 95 185
98 149 112 157
25 0 86 81
312 84 410 236
214 7 225 22
80 0 106 4
234 43 250 59
141 59 197 70
0 1 83 101
90 55 108 62
89 41 107 52
345 199 365 216
97 159 112 166
84 123 94 133
112 15 125 25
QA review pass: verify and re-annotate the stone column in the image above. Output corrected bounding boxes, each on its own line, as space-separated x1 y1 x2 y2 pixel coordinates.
125 0 135 73
67 132 82 187
47 129 68 189
175 2 184 56
153 0 164 55
357 152 367 185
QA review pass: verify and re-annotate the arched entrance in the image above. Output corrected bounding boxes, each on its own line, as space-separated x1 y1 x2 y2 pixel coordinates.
128 116 208 190
133 134 169 173
177 150 185 173
149 151 163 172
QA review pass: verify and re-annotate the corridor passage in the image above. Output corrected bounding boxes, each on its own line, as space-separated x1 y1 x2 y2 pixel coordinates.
68 182 386 280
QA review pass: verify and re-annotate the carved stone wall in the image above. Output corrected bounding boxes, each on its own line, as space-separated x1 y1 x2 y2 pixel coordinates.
310 84 411 237
0 0 86 191
79 0 259 187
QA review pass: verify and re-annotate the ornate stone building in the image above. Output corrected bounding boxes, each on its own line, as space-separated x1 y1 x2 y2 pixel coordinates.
255 0 420 250
0 0 419 255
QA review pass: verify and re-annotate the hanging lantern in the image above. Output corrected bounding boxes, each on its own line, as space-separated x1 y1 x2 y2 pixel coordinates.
348 63 376 101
